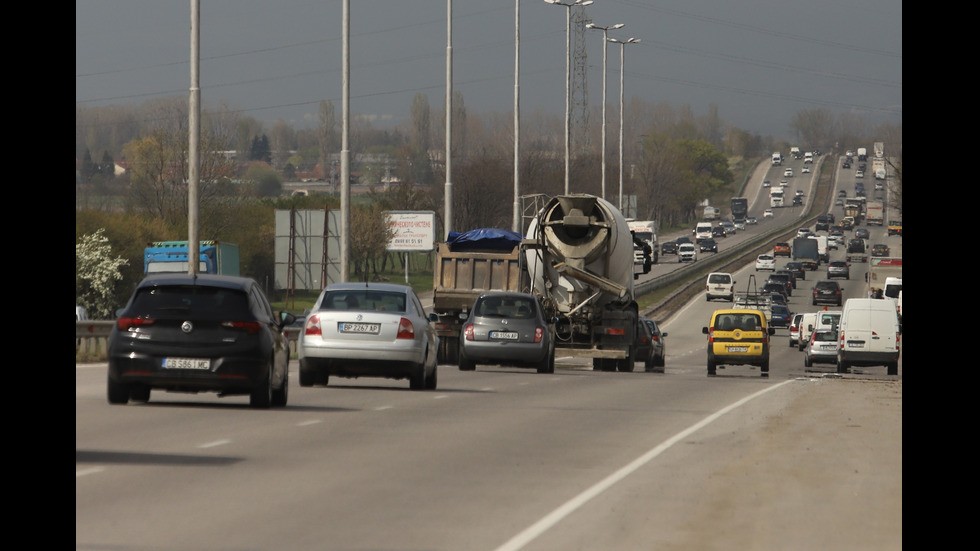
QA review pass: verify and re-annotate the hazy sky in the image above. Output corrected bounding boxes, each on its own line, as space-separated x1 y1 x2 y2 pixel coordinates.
75 0 902 140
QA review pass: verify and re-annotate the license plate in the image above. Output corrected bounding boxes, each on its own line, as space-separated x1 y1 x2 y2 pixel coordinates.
727 346 748 353
847 341 865 348
491 331 519 340
163 357 211 370
340 322 381 334
820 345 836 350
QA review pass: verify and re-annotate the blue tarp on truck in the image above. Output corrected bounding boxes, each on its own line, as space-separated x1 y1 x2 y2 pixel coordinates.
446 228 523 252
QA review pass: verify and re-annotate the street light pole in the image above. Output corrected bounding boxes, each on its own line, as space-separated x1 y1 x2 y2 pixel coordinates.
585 22 623 202
513 0 520 233
609 36 640 213
544 0 592 196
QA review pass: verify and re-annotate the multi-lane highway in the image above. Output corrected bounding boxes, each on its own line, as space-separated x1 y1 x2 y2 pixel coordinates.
77 155 901 551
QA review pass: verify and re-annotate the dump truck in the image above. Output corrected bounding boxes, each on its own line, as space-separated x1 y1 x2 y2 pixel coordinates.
431 228 526 364
523 194 641 372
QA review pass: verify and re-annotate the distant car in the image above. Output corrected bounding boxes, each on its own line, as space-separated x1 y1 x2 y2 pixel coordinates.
800 260 819 271
763 209 774 218
797 227 812 238
678 242 697 262
835 198 844 206
826 260 850 280
812 280 843 306
780 179 789 187
702 309 775 377
789 313 804 348
828 231 844 249
773 242 791 257
746 216 758 225
855 170 864 178
842 160 851 169
107 273 295 408
792 196 804 206
767 273 794 296
763 288 788 306
733 218 746 230
801 165 811 173
855 228 870 240
635 317 667 372
755 253 776 271
775 268 798 289
838 190 847 197
770 304 793 328
804 329 840 368
815 216 830 232
661 240 679 255
846 149 855 157
784 168 794 177
871 243 890 257
712 226 727 238
762 180 771 188
457 291 555 374
874 181 885 191
795 189 805 197
699 237 719 253
721 219 736 235
298 282 439 390
785 261 805 281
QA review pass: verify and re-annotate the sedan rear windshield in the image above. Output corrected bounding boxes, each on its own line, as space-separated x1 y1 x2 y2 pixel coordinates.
320 291 406 313
131 285 250 318
476 296 537 318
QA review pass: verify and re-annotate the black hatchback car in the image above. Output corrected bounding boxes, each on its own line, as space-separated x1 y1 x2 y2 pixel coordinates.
812 280 843 306
699 238 719 253
107 274 295 408
661 240 678 255
635 317 667 373
785 262 806 281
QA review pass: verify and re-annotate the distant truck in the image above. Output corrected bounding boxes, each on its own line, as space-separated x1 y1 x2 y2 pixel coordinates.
809 235 829 263
431 228 525 364
628 220 659 265
846 238 868 263
792 237 819 264
872 158 887 180
874 142 884 159
771 152 782 166
143 240 240 275
857 147 868 162
703 205 720 220
804 151 814 164
865 199 884 226
867 257 902 301
730 197 749 220
790 146 801 159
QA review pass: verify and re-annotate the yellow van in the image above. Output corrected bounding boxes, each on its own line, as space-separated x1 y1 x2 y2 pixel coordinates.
702 309 775 377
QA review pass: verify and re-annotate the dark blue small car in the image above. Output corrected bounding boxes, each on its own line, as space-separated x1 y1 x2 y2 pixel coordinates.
769 304 793 328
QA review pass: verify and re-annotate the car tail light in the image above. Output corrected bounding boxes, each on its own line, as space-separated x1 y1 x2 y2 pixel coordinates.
116 316 155 331
706 327 715 343
463 324 474 341
305 314 322 336
534 326 544 343
396 317 415 340
221 321 261 334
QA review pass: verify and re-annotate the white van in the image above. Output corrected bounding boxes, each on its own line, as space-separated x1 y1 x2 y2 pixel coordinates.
837 298 901 375
705 272 735 302
815 310 841 332
694 222 714 243
797 312 818 351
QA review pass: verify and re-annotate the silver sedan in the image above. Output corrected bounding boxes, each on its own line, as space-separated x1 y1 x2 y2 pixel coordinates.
297 283 439 390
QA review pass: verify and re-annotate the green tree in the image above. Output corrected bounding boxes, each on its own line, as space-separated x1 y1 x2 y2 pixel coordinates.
76 228 130 319
245 163 282 197
349 202 395 281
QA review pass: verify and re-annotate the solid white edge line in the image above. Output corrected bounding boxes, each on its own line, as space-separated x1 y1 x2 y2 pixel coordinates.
493 379 795 551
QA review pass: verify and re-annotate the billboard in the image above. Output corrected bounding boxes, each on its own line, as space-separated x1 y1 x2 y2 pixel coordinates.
385 211 436 252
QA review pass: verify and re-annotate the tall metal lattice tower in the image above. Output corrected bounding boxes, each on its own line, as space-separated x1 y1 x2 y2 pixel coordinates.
572 7 591 155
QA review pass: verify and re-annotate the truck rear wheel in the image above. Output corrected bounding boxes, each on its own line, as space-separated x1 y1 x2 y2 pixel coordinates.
438 337 459 364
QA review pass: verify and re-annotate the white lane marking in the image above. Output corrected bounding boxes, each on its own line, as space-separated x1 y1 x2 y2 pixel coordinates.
434 395 448 399
197 440 231 449
76 467 105 478
297 419 322 426
493 379 795 551
375 406 393 411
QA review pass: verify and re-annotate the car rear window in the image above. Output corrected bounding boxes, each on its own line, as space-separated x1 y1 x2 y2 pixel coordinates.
320 291 406 312
131 285 251 318
714 313 763 332
708 274 731 284
476 296 538 318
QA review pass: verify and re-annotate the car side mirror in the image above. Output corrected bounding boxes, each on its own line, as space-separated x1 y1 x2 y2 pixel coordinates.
702 327 709 334
661 332 668 338
768 328 776 336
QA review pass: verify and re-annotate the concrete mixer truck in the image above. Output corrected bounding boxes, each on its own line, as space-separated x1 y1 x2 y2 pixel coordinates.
522 194 642 372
